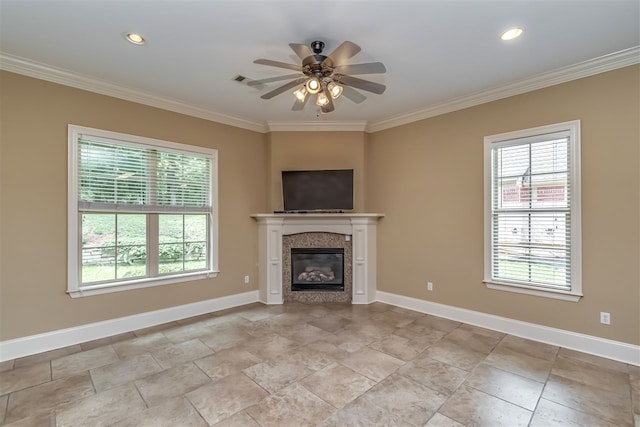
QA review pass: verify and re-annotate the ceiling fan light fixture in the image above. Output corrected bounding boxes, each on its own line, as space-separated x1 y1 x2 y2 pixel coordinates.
305 77 321 94
293 87 307 101
327 82 343 99
316 91 329 107
252 40 387 114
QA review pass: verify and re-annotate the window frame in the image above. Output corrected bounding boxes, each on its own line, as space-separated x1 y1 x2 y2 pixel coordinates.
483 120 582 302
67 125 219 298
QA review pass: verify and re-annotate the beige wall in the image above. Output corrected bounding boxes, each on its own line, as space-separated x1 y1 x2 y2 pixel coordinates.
267 131 366 212
0 71 267 340
366 65 640 345
2 65 638 347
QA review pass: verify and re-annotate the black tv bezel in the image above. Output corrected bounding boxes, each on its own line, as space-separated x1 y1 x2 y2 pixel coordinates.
281 169 354 213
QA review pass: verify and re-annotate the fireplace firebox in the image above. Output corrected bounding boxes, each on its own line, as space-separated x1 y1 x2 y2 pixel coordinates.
291 248 344 292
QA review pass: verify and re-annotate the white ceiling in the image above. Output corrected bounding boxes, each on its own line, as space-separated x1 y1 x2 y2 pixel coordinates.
1 1 638 132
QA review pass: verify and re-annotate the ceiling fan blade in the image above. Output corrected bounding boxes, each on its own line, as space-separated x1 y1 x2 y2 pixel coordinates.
289 43 313 60
292 94 310 111
254 59 303 72
327 41 361 65
334 74 386 95
247 74 301 86
341 86 367 104
260 77 306 99
334 62 386 75
321 92 335 113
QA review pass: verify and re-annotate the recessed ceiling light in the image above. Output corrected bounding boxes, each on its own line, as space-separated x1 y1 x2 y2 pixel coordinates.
125 33 145 45
501 28 523 41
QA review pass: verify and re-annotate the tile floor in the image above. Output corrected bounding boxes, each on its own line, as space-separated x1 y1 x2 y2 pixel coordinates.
0 301 638 426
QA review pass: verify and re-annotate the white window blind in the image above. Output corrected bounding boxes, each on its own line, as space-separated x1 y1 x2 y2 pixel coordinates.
78 135 212 213
68 125 219 298
491 131 571 290
484 121 581 300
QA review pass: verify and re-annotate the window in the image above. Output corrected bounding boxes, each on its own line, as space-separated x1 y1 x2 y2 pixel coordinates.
484 121 581 301
68 125 218 297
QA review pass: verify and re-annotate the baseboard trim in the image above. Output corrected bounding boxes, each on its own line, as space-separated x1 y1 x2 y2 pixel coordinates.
3 290 636 366
377 291 640 366
0 291 259 362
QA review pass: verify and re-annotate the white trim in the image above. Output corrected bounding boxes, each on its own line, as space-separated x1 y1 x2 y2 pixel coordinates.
0 291 259 362
251 213 383 305
267 121 367 132
483 120 582 300
3 47 637 134
0 53 267 133
67 125 219 296
70 124 219 156
377 291 640 366
366 47 639 133
484 281 581 302
68 270 220 298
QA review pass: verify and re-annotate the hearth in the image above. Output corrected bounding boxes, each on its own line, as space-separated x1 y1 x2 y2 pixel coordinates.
291 248 344 292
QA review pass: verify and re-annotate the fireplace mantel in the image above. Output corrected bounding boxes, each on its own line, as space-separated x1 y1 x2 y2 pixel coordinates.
251 213 384 304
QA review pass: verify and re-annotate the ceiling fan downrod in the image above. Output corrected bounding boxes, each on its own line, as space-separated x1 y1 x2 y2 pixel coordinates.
310 41 325 54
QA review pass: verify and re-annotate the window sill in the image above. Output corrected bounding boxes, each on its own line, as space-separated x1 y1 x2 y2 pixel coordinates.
484 280 582 302
68 270 219 298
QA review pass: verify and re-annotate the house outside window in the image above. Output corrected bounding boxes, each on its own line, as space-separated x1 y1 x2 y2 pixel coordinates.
483 121 582 301
67 125 218 297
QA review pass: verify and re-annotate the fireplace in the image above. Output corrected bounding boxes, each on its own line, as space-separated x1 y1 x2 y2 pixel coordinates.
251 213 383 304
291 248 344 292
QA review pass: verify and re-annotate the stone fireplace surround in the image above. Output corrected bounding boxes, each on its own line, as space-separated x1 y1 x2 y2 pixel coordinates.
283 232 351 303
251 213 384 304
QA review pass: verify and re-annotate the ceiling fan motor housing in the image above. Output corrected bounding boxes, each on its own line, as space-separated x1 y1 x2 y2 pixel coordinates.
301 41 335 78
302 55 334 78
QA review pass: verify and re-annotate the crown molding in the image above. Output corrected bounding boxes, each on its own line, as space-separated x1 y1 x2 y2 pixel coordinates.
2 47 638 135
267 121 367 132
366 46 640 133
0 53 268 134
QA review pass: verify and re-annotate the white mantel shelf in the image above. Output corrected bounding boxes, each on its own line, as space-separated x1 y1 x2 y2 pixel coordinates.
251 213 384 305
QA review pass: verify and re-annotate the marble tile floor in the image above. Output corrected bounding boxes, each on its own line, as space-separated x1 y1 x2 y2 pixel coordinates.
0 301 638 427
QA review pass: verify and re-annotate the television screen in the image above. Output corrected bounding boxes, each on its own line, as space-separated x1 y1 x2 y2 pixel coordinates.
282 169 354 212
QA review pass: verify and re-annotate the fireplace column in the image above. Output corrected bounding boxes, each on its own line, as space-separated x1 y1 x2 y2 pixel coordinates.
252 213 384 305
256 217 284 304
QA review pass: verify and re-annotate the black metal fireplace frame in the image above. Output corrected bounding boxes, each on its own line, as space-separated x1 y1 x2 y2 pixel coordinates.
290 247 345 292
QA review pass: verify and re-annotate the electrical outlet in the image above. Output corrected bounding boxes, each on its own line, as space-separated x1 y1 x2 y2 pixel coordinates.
244 275 250 285
600 312 610 325
427 282 433 291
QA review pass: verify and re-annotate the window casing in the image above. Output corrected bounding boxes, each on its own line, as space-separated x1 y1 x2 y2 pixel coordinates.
68 125 218 297
484 121 581 301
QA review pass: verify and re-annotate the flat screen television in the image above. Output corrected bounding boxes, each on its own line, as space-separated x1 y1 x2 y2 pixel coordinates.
281 169 354 212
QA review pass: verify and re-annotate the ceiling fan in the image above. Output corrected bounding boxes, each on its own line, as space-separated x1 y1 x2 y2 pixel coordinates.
250 40 386 113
